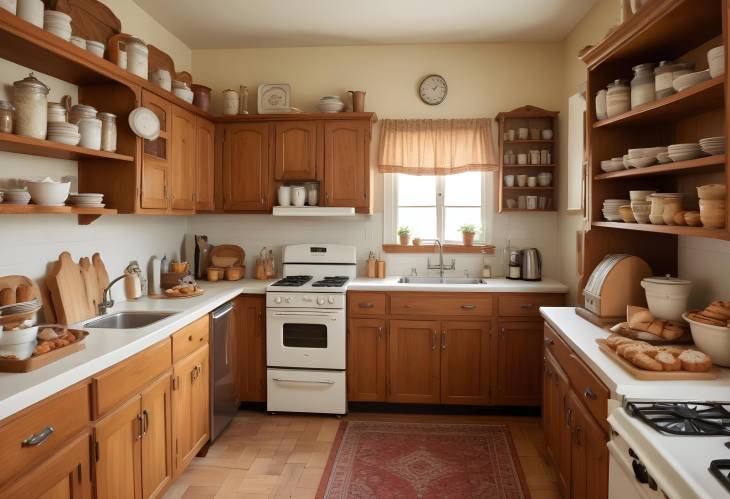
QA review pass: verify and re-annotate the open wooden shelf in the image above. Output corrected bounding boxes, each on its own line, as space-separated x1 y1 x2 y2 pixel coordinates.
383 244 496 254
595 155 725 180
501 208 556 213
504 186 554 190
0 204 117 225
593 76 724 128
0 132 134 162
504 164 555 168
503 139 554 144
592 221 729 240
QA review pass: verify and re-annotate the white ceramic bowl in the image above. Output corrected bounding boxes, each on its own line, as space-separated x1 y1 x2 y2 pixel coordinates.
641 276 692 321
0 341 35 360
26 180 71 206
708 45 725 78
629 157 656 168
0 326 38 346
683 312 730 366
70 36 85 49
630 190 656 201
173 86 194 103
85 40 105 57
673 70 710 92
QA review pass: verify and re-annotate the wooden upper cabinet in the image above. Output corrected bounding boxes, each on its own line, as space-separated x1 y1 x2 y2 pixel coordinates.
387 319 440 404
170 106 197 212
323 120 370 210
493 321 544 406
140 91 171 211
238 295 266 402
440 321 490 405
140 374 173 499
221 123 271 211
274 121 322 181
347 318 387 402
196 117 215 211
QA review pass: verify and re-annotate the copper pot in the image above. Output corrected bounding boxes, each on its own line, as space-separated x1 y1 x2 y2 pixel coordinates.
191 84 212 112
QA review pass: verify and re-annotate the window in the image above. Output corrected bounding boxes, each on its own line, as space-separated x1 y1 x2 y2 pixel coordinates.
391 171 486 243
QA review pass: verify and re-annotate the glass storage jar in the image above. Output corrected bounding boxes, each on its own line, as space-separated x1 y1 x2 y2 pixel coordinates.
13 73 49 139
0 100 14 133
631 62 656 109
606 79 630 118
97 112 117 152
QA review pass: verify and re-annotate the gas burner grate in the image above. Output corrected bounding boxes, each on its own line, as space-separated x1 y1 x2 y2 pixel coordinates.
626 401 730 436
710 460 730 492
271 275 313 287
312 276 350 287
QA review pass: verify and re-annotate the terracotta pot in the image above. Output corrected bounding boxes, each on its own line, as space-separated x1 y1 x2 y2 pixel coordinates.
462 232 475 246
412 238 421 246
225 266 244 281
399 234 410 246
207 267 220 282
191 84 212 112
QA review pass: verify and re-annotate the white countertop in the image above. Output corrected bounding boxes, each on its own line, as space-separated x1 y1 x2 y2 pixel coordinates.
0 279 272 421
348 277 569 293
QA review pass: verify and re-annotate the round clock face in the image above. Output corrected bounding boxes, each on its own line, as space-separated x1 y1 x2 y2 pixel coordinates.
419 74 448 105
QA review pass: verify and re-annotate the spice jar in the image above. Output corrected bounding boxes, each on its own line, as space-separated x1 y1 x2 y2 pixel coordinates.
126 38 149 79
606 79 630 118
630 62 656 109
222 89 239 116
13 73 49 139
0 100 14 134
97 112 117 152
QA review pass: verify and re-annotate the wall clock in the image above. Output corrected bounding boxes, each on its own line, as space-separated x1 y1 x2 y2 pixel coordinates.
419 74 448 105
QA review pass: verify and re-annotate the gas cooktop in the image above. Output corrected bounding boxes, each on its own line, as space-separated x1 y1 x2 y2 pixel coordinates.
270 275 312 287
626 401 730 436
312 276 350 288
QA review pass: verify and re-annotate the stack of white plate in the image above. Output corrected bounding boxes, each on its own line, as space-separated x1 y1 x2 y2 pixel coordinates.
602 199 630 222
699 136 725 156
43 10 72 41
656 151 671 164
672 70 710 92
318 96 345 113
668 143 703 162
3 189 31 205
627 146 666 168
47 122 80 146
708 45 725 78
67 193 105 208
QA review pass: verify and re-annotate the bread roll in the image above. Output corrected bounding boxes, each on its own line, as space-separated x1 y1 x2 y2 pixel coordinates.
659 346 684 356
15 284 33 303
606 335 635 349
631 352 663 371
627 306 654 329
678 350 712 372
0 288 15 306
655 351 682 371
619 343 657 362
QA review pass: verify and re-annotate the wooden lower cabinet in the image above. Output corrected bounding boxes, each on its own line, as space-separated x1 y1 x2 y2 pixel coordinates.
0 431 92 499
440 321 490 405
347 318 387 402
238 295 266 402
543 352 571 498
140 373 173 498
568 390 609 499
172 344 210 475
387 320 441 403
493 321 544 406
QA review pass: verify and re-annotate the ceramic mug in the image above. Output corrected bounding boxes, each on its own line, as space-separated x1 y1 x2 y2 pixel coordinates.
277 185 291 206
506 198 517 209
538 196 547 209
291 185 306 207
504 175 515 187
529 150 540 164
506 129 515 141
526 195 538 210
517 174 527 187
527 176 537 187
541 129 554 140
517 153 528 165
518 196 526 209
517 127 528 140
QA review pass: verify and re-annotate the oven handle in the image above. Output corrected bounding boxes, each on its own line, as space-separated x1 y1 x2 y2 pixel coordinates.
272 377 336 385
270 311 340 318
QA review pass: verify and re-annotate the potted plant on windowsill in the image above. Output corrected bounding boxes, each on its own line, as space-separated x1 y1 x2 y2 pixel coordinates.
397 226 411 246
458 224 479 246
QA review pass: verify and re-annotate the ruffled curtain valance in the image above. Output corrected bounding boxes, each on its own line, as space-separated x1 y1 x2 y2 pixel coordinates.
377 118 498 175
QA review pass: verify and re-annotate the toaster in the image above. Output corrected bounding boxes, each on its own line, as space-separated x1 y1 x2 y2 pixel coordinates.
581 254 652 320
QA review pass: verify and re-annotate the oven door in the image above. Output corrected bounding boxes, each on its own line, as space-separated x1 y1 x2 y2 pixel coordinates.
266 308 345 369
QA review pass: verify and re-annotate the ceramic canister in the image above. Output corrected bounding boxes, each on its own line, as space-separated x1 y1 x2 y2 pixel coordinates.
222 89 239 116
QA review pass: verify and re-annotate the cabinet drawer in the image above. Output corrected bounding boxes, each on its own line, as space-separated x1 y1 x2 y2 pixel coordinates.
348 292 386 316
390 293 492 317
543 323 609 432
172 315 209 362
93 339 171 418
498 294 565 317
0 382 90 487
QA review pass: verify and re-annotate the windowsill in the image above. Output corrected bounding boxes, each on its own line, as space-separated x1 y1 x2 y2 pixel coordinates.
382 243 496 254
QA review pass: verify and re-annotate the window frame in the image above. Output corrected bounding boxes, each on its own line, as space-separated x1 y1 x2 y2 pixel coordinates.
383 171 490 245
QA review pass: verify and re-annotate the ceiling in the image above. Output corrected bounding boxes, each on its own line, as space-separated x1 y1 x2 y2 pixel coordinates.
133 0 599 49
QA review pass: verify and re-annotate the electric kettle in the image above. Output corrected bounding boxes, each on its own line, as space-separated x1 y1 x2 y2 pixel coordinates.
521 248 542 281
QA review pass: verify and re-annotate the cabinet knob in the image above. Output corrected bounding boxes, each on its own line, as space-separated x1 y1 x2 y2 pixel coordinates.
583 387 598 400
544 337 554 346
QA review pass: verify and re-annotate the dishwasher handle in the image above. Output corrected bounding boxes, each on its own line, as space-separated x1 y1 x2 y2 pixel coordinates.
211 302 234 320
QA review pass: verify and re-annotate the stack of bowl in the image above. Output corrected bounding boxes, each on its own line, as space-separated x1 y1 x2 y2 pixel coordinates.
699 136 725 156
668 143 703 162
85 40 105 58
3 189 31 205
43 10 72 41
627 147 666 168
708 45 725 78
47 102 67 123
602 199 629 221
67 192 104 208
47 121 80 145
618 205 636 223
630 190 655 224
672 70 710 92
27 180 71 206
319 96 345 113
697 184 726 229
600 157 624 172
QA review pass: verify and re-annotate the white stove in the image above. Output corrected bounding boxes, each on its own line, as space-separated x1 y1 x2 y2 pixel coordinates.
265 244 356 415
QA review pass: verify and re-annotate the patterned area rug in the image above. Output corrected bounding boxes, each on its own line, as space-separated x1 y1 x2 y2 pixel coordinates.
317 421 530 499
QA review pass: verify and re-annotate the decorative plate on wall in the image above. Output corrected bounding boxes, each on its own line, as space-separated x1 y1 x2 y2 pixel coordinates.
258 83 292 113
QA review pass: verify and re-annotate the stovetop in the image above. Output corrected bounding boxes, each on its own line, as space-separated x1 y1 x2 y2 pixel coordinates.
268 275 351 292
311 276 350 288
270 275 313 287
626 401 730 436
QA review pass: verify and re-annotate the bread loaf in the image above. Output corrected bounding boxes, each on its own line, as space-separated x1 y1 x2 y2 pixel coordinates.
0 287 15 306
678 350 712 372
15 284 33 303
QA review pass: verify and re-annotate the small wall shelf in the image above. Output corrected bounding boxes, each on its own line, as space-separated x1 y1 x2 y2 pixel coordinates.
0 132 134 162
0 204 117 225
592 221 729 240
594 155 725 180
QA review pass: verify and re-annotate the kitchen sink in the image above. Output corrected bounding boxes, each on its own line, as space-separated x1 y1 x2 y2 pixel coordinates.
397 277 486 285
84 311 176 329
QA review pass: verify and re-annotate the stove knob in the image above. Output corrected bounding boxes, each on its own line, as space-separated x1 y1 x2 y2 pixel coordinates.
285 297 292 303
274 296 282 304
327 296 335 304
317 297 325 305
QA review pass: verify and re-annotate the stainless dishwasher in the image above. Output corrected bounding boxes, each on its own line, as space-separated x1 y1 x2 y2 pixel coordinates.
210 301 239 440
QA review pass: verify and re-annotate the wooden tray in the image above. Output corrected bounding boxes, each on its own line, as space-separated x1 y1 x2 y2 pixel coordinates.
596 339 718 380
609 322 693 344
0 329 88 373
209 245 245 268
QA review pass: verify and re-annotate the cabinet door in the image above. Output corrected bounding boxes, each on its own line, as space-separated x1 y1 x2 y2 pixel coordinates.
347 318 386 402
543 352 570 498
0 431 92 499
195 117 215 211
170 106 196 212
238 295 266 402
140 91 170 210
274 121 322 181
221 123 271 211
441 321 490 405
140 373 172 499
95 395 143 499
172 345 209 475
387 320 440 404
569 390 608 499
493 321 544 405
323 120 369 209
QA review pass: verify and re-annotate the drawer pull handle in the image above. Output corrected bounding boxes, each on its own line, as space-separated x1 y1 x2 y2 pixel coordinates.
521 303 535 309
142 409 150 434
22 426 54 447
188 335 193 341
272 377 335 385
544 338 554 346
136 414 144 440
583 387 598 401
461 304 476 310
359 303 375 308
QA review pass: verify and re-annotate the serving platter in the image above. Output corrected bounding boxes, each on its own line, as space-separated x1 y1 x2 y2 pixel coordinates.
0 329 88 373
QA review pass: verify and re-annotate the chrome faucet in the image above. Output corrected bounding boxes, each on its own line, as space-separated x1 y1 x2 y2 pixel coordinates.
423 239 456 278
99 274 126 316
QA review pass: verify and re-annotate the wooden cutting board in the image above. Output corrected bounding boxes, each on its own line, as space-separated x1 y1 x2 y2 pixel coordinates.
596 339 718 380
209 245 245 268
93 253 110 304
47 252 94 325
79 257 100 316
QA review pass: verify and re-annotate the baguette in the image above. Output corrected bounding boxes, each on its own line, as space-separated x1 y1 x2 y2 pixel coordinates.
631 352 663 371
655 351 682 371
678 350 712 372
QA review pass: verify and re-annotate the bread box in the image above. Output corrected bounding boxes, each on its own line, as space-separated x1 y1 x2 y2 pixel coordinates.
579 254 652 324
